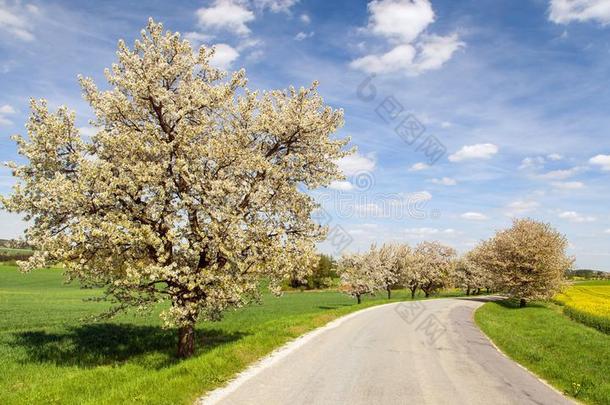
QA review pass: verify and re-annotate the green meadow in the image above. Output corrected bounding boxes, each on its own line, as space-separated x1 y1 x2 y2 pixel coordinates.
0 263 461 404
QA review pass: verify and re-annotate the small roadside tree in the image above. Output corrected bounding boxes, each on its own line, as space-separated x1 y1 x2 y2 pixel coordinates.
453 250 488 296
467 242 495 293
482 218 573 307
369 243 401 299
414 241 456 297
338 253 376 304
0 20 349 358
394 244 419 299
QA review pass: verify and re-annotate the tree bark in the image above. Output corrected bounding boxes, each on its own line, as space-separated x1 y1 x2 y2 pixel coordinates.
177 323 196 358
519 298 527 308
466 287 470 296
387 287 391 299
410 287 417 299
424 290 430 298
356 294 361 304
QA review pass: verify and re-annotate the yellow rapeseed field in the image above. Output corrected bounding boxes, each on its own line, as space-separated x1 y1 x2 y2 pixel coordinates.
555 282 610 333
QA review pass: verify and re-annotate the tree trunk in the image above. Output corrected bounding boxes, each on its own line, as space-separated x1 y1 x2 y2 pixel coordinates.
519 298 527 308
424 289 430 298
356 294 361 304
387 287 391 299
466 287 470 296
177 323 196 358
410 287 417 299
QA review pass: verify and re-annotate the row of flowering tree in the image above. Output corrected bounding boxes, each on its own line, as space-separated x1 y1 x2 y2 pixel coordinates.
338 218 573 308
337 241 457 303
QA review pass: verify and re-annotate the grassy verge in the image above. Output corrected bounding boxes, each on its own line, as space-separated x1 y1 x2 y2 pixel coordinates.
475 300 610 404
0 264 461 404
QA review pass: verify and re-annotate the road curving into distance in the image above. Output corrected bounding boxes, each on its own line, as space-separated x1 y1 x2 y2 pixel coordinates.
199 296 574 405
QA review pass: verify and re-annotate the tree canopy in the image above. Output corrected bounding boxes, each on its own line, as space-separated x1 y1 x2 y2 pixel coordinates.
1 19 349 357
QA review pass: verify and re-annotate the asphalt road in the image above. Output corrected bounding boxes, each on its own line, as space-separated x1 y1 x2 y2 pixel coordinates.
201 297 574 405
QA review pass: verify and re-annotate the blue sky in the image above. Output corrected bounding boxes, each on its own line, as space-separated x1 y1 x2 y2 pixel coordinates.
1 0 610 269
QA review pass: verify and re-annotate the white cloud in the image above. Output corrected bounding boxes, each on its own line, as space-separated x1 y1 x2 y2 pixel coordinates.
552 181 584 190
0 104 15 114
196 0 255 36
404 227 455 236
413 34 465 72
253 0 299 13
558 211 596 223
336 152 376 176
367 0 434 43
519 154 563 170
461 212 489 221
549 0 610 25
210 43 240 70
505 199 540 216
294 31 314 41
300 13 310 24
245 49 264 62
236 37 263 51
386 190 432 211
350 34 463 75
409 162 430 171
184 31 214 48
194 0 298 37
351 0 463 75
605 229 610 234
350 44 416 74
440 121 452 128
0 103 15 126
448 143 499 162
430 177 457 186
589 154 610 171
538 167 582 180
404 190 432 202
328 180 354 191
0 1 36 41
519 156 546 170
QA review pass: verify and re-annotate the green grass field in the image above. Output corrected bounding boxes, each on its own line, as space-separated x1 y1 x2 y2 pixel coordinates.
475 300 610 404
0 263 462 404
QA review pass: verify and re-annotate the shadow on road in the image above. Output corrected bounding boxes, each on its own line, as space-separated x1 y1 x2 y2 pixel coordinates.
455 296 549 309
454 295 506 304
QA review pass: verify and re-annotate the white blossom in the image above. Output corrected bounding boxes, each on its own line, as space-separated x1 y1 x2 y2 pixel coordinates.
0 19 350 357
